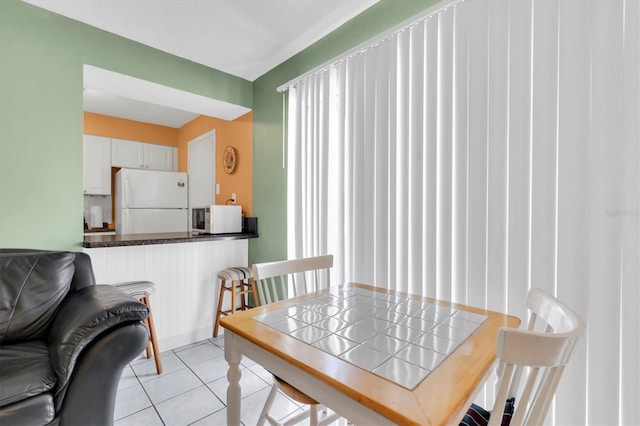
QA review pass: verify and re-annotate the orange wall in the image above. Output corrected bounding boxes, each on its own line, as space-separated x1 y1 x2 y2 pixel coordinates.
178 112 253 216
83 111 253 217
84 112 179 146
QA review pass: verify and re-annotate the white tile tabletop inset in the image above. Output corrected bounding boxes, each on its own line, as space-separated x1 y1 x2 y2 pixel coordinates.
254 287 487 389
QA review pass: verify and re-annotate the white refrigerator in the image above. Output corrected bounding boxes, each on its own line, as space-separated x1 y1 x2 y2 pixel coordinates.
115 169 189 234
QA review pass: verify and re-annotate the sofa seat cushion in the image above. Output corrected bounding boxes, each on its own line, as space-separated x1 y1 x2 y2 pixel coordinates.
0 394 55 426
0 341 56 408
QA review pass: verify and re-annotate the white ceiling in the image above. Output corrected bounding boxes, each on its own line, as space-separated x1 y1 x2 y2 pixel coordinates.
23 0 379 127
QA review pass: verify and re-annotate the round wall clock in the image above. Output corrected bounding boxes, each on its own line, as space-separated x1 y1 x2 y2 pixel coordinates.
223 146 236 174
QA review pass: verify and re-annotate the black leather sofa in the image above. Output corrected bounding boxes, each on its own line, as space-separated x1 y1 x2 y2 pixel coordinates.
0 249 150 425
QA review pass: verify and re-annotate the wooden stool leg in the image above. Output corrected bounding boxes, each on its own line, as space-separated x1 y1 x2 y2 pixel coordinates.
214 270 253 338
143 296 163 374
230 280 237 314
250 278 259 307
249 278 260 307
213 278 227 337
240 280 248 310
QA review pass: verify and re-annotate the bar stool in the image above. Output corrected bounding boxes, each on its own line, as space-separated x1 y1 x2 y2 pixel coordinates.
115 281 162 374
213 267 256 337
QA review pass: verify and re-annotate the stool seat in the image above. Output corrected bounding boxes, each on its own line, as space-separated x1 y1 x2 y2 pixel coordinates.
213 266 256 337
115 280 162 374
116 281 156 298
217 267 252 281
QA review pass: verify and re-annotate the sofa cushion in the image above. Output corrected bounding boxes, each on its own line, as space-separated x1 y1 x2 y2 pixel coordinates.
0 341 56 408
0 393 55 426
0 252 75 344
460 398 515 426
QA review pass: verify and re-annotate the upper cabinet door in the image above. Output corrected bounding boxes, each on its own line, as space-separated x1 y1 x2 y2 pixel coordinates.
111 138 175 171
111 138 144 169
145 143 174 171
83 135 112 195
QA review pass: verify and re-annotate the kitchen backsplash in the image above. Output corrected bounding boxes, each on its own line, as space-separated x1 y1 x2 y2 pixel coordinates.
83 195 112 226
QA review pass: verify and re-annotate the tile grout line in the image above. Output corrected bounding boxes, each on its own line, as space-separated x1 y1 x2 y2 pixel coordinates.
122 338 240 424
116 336 314 426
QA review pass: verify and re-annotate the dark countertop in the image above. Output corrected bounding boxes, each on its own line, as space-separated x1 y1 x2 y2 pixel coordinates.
83 231 258 248
83 228 114 234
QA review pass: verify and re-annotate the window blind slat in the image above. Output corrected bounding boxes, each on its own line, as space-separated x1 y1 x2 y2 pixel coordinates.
486 0 510 313
424 16 439 298
373 40 392 289
395 30 411 294
506 0 532 321
344 58 358 281
371 40 394 288
588 0 625 423
436 8 454 301
452 4 469 304
385 42 399 290
530 0 559 305
326 64 347 281
555 1 590 423
361 50 376 284
317 74 331 256
466 0 489 310
408 21 427 296
619 2 640 423
287 85 302 257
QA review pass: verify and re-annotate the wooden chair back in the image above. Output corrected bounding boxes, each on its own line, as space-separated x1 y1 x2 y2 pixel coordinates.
251 255 333 306
252 254 339 425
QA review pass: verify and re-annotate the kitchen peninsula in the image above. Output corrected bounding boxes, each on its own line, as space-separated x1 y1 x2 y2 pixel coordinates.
83 223 258 352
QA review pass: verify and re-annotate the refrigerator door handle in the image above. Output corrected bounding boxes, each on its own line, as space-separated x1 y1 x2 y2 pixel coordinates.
124 176 130 208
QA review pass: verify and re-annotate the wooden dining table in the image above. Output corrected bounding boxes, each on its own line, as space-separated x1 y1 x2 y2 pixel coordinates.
221 282 520 425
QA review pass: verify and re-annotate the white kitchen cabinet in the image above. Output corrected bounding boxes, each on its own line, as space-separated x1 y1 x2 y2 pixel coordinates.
83 135 111 195
111 138 175 171
145 142 176 171
110 138 142 169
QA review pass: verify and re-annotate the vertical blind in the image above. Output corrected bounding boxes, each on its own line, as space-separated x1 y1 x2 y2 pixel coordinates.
285 0 640 424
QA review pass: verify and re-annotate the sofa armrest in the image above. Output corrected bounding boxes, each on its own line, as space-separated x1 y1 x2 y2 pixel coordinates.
57 322 150 424
47 285 149 392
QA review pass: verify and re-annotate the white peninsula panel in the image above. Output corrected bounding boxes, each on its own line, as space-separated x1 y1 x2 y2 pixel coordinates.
85 239 248 351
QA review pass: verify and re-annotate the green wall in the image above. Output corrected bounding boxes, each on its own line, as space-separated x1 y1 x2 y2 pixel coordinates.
0 0 439 254
249 0 439 265
0 0 251 250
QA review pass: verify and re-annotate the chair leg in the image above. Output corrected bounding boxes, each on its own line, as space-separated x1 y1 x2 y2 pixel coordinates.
309 405 319 426
257 383 279 426
143 296 163 374
213 279 227 337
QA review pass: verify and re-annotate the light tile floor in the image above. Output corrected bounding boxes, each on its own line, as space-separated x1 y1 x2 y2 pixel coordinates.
115 335 348 426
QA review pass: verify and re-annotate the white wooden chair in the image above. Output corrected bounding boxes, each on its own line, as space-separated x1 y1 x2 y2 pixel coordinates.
463 288 586 426
252 255 341 426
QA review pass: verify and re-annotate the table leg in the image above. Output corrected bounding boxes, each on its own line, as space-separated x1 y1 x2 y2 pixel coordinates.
224 332 242 426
